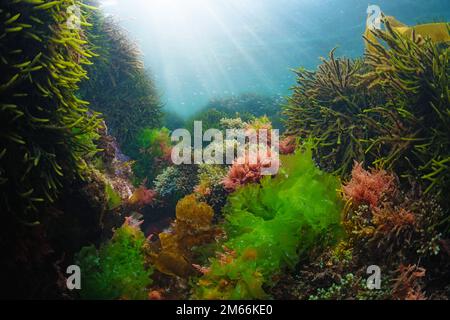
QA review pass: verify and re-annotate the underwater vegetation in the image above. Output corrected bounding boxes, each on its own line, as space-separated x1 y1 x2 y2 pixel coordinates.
220 116 279 193
76 218 153 300
105 181 122 210
274 159 448 300
194 147 343 299
364 15 450 55
279 136 298 155
284 17 450 204
132 127 172 186
0 0 159 299
342 162 395 209
0 0 117 298
0 0 448 301
0 0 101 219
277 17 450 300
341 163 444 259
153 164 199 207
128 185 157 210
79 1 162 159
148 194 222 279
283 48 379 176
186 93 285 133
222 154 272 193
195 164 229 213
361 17 450 198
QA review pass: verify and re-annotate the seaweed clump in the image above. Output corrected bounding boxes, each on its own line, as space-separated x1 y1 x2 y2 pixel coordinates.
76 218 153 300
194 147 343 299
281 162 449 300
153 164 199 206
284 18 450 204
149 194 222 278
0 0 102 219
195 164 229 213
283 49 379 175
342 162 395 208
133 127 172 185
80 2 162 159
0 0 117 298
361 18 450 198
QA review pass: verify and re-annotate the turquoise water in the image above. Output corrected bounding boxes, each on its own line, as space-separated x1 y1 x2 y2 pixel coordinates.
101 0 450 117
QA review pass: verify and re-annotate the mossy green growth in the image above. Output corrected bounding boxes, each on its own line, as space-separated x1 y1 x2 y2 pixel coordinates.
282 49 377 176
133 127 171 185
0 0 102 218
76 223 152 300
105 183 121 210
194 147 343 299
136 127 171 158
362 19 450 199
80 3 162 157
186 93 285 134
284 18 450 205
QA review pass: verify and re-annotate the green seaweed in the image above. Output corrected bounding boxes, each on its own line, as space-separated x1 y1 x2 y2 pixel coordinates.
153 164 199 206
79 1 162 158
361 17 450 198
187 93 284 134
76 222 153 300
105 183 121 210
194 146 343 299
0 0 102 219
133 127 171 185
283 49 385 176
284 18 450 204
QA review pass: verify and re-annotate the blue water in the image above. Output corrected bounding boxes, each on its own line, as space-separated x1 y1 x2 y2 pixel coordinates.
101 0 450 117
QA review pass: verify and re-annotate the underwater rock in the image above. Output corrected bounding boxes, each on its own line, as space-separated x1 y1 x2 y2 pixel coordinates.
97 121 134 199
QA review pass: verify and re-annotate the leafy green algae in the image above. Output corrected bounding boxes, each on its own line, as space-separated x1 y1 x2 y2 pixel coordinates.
194 147 343 299
76 223 152 300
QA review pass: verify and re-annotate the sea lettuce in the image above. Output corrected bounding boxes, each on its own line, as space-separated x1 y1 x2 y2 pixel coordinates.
194 147 344 299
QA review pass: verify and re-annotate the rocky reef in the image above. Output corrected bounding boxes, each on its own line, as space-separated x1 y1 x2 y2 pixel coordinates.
0 2 448 300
